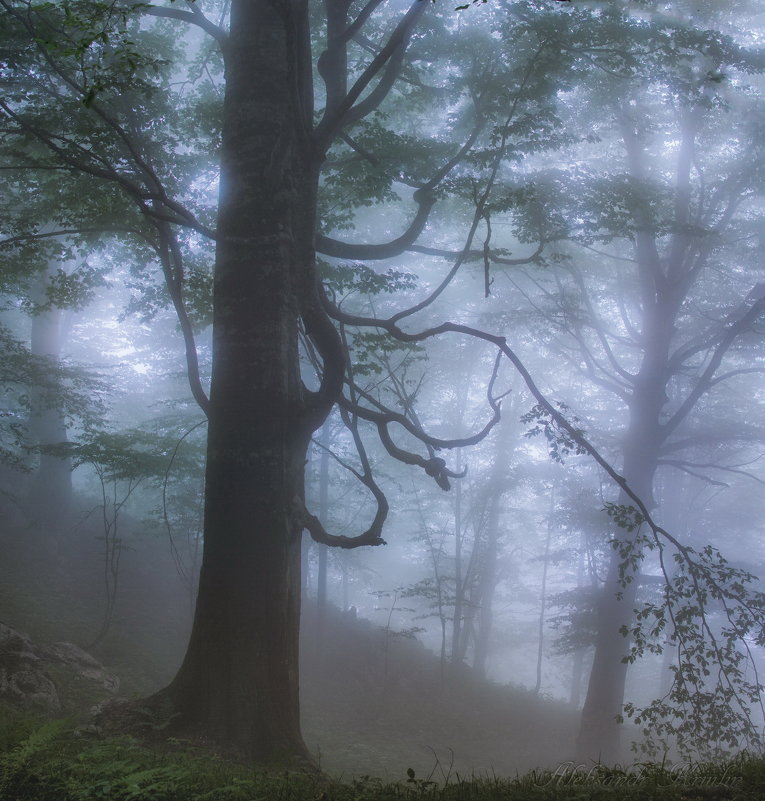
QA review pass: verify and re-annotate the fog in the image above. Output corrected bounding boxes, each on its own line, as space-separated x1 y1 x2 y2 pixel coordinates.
1 0 764 779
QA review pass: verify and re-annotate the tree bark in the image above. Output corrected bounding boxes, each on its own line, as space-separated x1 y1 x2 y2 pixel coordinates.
152 0 319 764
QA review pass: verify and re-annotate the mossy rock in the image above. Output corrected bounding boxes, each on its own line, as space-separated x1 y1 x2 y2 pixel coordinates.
0 621 119 717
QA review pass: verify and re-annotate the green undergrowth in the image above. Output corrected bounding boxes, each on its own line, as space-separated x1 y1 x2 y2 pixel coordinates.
1 715 764 801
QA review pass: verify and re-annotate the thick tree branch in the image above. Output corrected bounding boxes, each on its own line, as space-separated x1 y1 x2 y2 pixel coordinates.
320 286 713 569
298 326 389 548
316 187 436 260
314 0 427 150
316 107 488 261
137 2 229 49
297 268 347 433
706 366 765 389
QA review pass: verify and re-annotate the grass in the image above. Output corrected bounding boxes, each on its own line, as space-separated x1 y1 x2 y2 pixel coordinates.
1 713 764 801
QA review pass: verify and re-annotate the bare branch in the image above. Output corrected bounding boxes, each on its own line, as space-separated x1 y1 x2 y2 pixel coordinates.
659 458 765 486
663 291 765 438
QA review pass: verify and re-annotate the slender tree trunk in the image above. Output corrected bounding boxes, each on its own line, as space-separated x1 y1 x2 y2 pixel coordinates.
569 648 585 708
27 263 72 529
315 421 330 665
317 422 330 634
471 395 519 678
568 538 587 708
153 0 320 764
471 512 498 680
534 489 554 696
451 449 463 669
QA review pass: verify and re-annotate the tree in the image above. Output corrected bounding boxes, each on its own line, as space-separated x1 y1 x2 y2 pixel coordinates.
0 168 112 526
3 0 763 766
514 5 765 760
2 0 572 763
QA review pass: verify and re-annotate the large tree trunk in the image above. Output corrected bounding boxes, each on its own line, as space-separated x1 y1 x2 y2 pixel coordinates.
572 93 703 761
153 0 319 764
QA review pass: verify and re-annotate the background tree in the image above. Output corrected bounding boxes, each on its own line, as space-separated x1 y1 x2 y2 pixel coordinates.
510 5 765 760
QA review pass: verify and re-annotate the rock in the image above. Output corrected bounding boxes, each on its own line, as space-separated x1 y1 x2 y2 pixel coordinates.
0 622 119 714
0 622 60 712
39 641 121 692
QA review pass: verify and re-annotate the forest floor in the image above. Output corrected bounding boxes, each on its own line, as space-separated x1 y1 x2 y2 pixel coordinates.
1 508 760 794
1 712 763 801
0 512 582 778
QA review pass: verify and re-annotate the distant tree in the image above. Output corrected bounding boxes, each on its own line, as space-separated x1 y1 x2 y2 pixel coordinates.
518 6 765 760
0 127 158 531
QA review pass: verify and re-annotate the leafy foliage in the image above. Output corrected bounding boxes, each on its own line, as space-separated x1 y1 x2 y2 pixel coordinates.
322 262 418 297
610 529 765 760
521 402 587 464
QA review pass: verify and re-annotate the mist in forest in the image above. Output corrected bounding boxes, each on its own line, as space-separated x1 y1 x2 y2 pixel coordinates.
1 0 764 778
